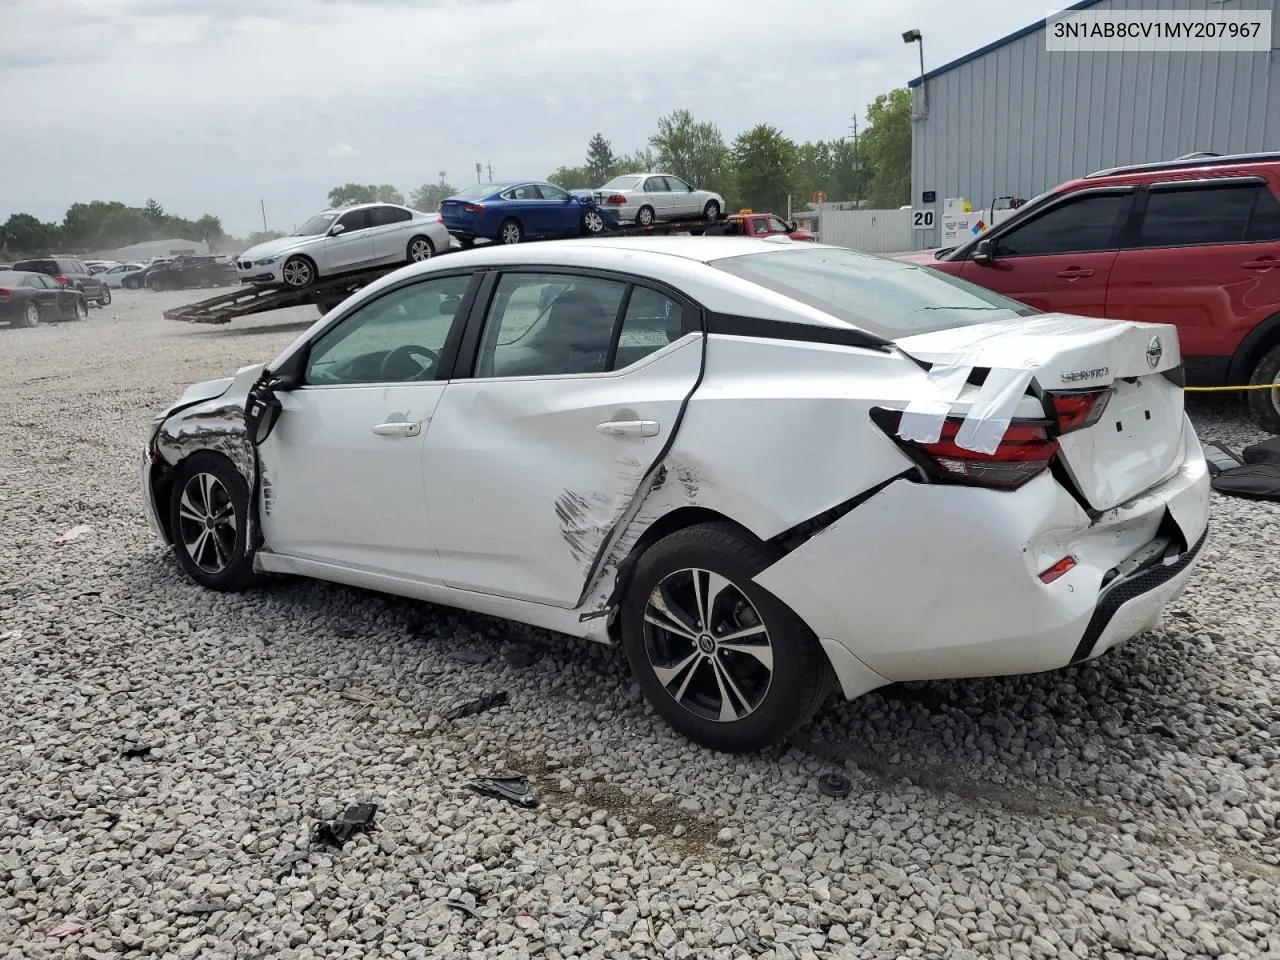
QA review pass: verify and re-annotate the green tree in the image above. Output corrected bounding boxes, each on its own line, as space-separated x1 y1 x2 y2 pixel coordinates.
612 148 656 175
860 88 911 208
326 183 406 207
584 133 615 185
648 109 729 194
194 214 225 246
547 165 592 189
410 180 457 212
245 230 286 246
732 124 798 214
0 213 56 257
144 198 166 222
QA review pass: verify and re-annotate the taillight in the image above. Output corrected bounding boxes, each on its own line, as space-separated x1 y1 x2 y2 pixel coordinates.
53 275 69 286
1038 556 1077 583
463 203 486 213
1046 388 1112 435
0 288 10 300
606 194 626 205
873 409 1059 490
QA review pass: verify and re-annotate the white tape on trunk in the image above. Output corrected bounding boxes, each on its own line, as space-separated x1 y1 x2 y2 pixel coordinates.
955 366 1036 455
896 361 973 444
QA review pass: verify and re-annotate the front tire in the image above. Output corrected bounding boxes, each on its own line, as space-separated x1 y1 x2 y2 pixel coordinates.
703 200 721 221
406 235 434 263
498 219 523 244
620 522 829 753
636 206 655 228
281 255 316 289
168 452 258 592
581 210 606 235
1246 342 1280 434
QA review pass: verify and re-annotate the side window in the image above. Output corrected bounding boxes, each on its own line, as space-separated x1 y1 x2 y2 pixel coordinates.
303 274 471 385
36 275 55 288
751 218 771 234
768 216 790 232
507 185 540 201
23 276 43 288
537 184 571 201
1134 184 1260 248
993 193 1129 257
336 209 369 232
643 177 668 193
477 273 626 378
367 206 410 227
612 287 686 370
664 176 691 192
1247 186 1280 242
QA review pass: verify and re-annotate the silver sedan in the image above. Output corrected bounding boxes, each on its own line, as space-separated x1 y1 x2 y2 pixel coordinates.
593 173 724 227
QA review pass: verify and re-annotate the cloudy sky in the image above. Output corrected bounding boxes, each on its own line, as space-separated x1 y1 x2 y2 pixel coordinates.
3 0 1053 238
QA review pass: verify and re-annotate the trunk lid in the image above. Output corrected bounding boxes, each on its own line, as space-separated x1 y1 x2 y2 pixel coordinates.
895 313 1186 512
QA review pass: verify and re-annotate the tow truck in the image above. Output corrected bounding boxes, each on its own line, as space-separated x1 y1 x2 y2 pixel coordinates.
162 209 805 325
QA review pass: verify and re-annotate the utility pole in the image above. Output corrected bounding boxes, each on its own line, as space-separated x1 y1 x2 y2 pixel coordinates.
475 162 482 184
848 115 862 205
487 161 494 181
438 170 447 186
260 198 268 232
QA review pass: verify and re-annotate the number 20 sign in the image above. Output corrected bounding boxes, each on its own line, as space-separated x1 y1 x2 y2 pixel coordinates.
912 209 935 229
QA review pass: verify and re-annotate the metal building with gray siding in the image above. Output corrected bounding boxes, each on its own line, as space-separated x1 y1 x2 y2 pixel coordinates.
908 0 1279 249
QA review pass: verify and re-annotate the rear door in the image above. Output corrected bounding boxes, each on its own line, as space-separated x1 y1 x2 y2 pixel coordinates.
957 188 1133 316
423 269 702 607
641 176 675 220
1105 177 1280 369
25 274 61 317
367 205 415 263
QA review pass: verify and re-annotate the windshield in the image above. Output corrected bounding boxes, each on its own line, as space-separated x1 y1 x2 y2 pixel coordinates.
453 183 501 200
601 175 642 191
709 246 1039 339
294 213 339 236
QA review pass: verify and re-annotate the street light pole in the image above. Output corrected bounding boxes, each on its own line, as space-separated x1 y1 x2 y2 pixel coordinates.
902 29 926 118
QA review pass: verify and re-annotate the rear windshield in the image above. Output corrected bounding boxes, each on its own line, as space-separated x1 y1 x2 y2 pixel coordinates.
453 183 501 199
13 259 55 273
708 246 1038 338
601 175 642 190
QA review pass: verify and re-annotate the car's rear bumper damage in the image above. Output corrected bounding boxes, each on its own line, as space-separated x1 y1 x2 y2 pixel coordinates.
754 415 1211 697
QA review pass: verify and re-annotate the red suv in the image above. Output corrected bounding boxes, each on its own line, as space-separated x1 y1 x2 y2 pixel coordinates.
910 152 1280 431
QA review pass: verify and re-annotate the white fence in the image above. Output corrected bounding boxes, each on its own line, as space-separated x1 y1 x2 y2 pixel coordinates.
818 208 914 254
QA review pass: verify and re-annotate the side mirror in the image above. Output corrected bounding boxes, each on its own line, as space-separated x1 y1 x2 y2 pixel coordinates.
244 373 295 446
971 238 996 264
787 221 797 232
330 223 346 236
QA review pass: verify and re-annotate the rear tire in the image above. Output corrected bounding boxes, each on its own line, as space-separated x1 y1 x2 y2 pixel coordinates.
20 301 40 327
1246 342 1280 434
98 285 111 307
168 452 259 592
406 235 434 263
636 206 655 228
72 297 88 321
498 219 523 244
620 522 829 753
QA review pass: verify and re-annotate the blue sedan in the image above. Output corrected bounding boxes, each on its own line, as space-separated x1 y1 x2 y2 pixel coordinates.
439 180 618 246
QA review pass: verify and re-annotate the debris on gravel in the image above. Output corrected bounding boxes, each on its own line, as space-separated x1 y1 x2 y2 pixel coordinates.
1 290 1277 959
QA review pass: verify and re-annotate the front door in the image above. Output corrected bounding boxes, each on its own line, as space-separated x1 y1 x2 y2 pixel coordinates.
424 270 703 607
258 271 476 579
323 208 376 272
957 188 1134 317
535 183 579 237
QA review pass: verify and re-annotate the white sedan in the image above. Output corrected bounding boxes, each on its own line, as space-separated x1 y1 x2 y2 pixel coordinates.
100 263 146 288
592 173 724 227
142 237 1210 753
235 202 451 289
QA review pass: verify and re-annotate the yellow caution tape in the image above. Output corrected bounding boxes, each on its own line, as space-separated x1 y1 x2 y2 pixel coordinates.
1184 383 1280 392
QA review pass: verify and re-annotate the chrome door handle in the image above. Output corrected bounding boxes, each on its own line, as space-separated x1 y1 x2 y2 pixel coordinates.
372 421 422 437
596 420 660 437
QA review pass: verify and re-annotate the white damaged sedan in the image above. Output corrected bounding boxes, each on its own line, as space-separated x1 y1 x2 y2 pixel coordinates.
143 237 1210 753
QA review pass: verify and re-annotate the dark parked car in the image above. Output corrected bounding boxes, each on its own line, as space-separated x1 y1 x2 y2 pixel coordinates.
11 256 110 307
121 259 171 289
0 269 90 327
143 255 238 291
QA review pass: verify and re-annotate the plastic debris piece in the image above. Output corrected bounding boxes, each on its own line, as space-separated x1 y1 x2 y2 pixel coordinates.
817 773 852 798
444 690 509 721
446 899 479 919
48 921 86 938
53 525 92 546
467 773 539 808
121 745 156 759
310 802 377 848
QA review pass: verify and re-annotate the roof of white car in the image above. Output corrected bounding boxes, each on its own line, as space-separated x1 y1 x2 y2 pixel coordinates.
438 235 827 266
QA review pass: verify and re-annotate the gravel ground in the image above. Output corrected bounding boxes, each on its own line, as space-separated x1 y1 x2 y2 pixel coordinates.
2 288 1278 960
